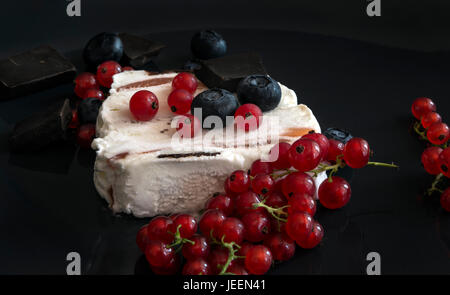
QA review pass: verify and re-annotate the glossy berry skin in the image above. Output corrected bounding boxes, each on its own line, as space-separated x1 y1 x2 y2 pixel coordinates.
227 263 249 275
302 132 330 161
441 188 450 212
281 172 316 198
343 137 370 168
421 146 443 175
144 240 175 268
234 191 263 217
237 75 281 112
78 97 103 124
83 32 123 67
326 139 345 163
151 255 180 275
244 245 273 275
96 60 122 88
182 234 210 260
129 90 159 121
263 232 295 261
147 216 174 243
168 89 194 114
172 72 198 94
268 142 292 169
191 30 227 60
170 214 197 239
234 103 263 132
199 209 226 238
421 112 442 129
438 147 450 178
411 97 436 120
182 258 211 275
206 193 234 216
77 124 96 148
270 218 286 234
251 174 274 196
296 221 324 249
265 190 288 209
208 246 232 274
176 114 201 138
82 88 105 100
74 72 99 98
285 212 313 242
427 122 450 145
318 176 352 209
226 170 250 193
242 211 271 242
288 193 316 216
217 217 245 244
249 159 274 177
288 138 322 172
136 225 150 252
237 242 253 257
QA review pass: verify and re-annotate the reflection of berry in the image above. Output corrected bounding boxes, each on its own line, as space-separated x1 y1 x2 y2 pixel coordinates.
441 188 450 212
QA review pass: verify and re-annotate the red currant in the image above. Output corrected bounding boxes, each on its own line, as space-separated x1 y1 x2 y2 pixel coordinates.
172 72 198 94
237 242 254 257
268 142 292 169
234 191 263 217
251 174 274 196
170 214 197 239
281 172 316 198
182 234 210 260
205 193 234 216
136 225 150 252
438 147 450 178
265 190 288 209
208 246 233 274
318 176 352 209
227 263 249 275
176 114 201 138
82 88 105 100
288 193 316 216
151 255 180 275
217 217 245 244
296 221 324 249
199 209 226 238
440 187 450 212
249 159 273 177
182 258 211 275
421 112 442 129
288 138 322 172
129 90 159 121
302 132 330 161
270 217 286 233
427 122 450 145
421 146 443 175
74 72 99 98
244 245 273 275
343 137 370 168
168 89 194 114
145 240 175 268
147 216 174 243
77 124 96 148
96 61 122 88
234 103 263 132
242 211 271 242
326 139 344 163
411 97 436 120
285 212 313 241
226 170 250 193
68 109 79 129
263 232 295 261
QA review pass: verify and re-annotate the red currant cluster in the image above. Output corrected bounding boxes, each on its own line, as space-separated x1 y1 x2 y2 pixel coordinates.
411 97 450 212
136 132 397 275
70 61 132 148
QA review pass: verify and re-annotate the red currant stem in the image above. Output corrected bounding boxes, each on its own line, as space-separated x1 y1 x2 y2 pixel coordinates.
427 173 445 196
253 201 288 223
217 236 241 275
271 169 295 180
167 224 194 249
413 121 429 141
366 162 399 169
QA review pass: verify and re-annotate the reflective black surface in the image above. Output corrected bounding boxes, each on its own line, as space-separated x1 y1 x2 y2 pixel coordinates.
0 29 449 274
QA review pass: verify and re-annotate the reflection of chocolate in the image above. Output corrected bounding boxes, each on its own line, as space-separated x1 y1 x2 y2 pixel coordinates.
157 152 220 159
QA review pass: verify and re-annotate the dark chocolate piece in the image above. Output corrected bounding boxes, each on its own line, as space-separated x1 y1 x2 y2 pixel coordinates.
0 46 76 99
194 52 267 92
9 98 72 152
119 33 165 68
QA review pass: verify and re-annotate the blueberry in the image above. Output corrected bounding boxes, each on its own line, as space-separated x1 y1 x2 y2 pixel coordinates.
191 30 227 60
323 127 353 143
78 97 103 124
191 88 239 129
237 75 281 112
83 32 123 68
182 60 202 71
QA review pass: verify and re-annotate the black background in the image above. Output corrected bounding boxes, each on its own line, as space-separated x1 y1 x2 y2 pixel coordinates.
0 1 449 275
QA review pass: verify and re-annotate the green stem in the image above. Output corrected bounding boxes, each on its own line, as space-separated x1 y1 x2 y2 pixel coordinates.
413 121 429 141
167 224 194 250
427 173 444 195
253 201 288 223
367 162 399 169
218 237 240 275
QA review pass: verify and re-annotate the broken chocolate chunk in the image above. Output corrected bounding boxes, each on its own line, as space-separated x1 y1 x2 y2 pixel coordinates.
119 33 165 68
0 46 76 99
194 52 267 92
9 98 72 152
